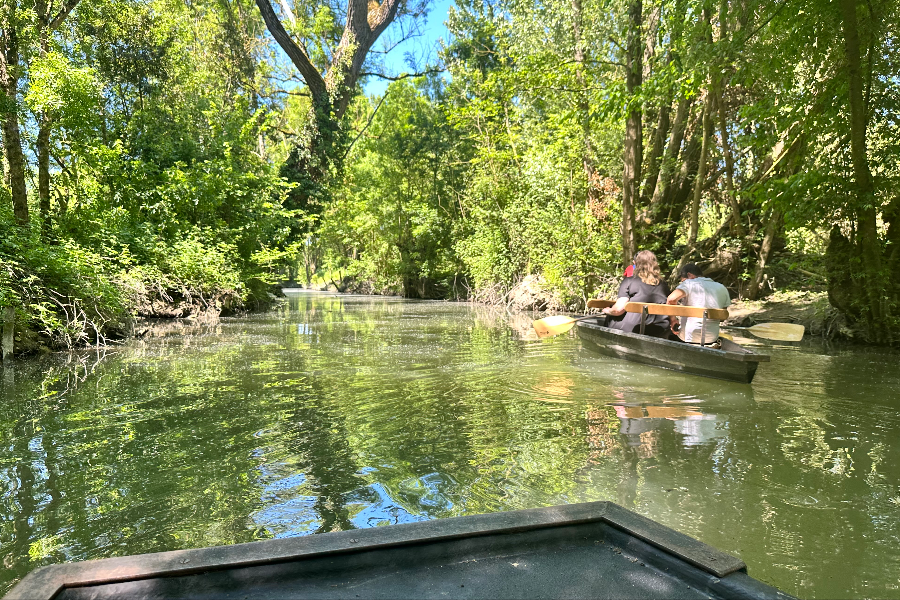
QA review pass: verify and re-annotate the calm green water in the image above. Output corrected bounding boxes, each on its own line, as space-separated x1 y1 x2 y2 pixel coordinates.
2 292 899 598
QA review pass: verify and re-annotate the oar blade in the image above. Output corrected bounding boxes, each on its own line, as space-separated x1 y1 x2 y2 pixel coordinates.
533 315 578 338
748 322 805 342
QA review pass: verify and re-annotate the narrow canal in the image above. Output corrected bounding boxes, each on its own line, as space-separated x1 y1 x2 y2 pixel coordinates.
2 291 899 598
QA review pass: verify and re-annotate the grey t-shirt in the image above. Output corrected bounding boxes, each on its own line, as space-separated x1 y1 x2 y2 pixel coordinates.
676 277 731 343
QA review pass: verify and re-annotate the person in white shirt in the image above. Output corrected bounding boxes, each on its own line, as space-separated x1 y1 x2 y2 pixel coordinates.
666 263 731 344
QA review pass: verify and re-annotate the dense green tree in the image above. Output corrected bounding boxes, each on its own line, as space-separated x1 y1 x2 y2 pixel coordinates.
0 0 81 226
254 0 430 208
1 0 299 351
317 79 462 297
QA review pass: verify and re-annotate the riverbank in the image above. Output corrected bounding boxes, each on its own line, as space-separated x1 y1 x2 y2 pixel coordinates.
726 290 847 341
0 278 848 361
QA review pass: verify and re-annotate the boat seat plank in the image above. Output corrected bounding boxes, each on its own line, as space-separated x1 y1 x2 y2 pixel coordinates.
587 300 728 321
626 302 729 321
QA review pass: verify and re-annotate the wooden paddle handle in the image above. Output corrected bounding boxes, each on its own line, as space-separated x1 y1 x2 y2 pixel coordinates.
586 299 615 309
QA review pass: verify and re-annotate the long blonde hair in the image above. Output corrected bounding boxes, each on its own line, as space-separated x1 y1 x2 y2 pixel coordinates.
633 250 661 286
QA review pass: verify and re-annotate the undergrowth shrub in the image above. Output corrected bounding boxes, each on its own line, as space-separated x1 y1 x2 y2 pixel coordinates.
1 207 130 350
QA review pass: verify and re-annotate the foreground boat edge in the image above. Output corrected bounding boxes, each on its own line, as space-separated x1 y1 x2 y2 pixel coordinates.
5 501 795 600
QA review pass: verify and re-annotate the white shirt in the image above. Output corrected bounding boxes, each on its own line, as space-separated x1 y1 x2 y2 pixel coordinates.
676 277 731 343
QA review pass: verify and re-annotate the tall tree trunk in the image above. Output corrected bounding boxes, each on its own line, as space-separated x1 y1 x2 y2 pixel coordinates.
38 118 51 229
648 96 689 214
638 1 673 209
713 85 743 237
839 0 889 342
621 0 642 265
36 28 52 232
0 24 28 227
659 129 701 252
637 4 659 207
688 92 713 251
1 95 28 226
650 122 702 258
256 0 403 192
37 26 52 231
572 0 599 206
714 0 743 238
747 209 781 300
641 103 669 207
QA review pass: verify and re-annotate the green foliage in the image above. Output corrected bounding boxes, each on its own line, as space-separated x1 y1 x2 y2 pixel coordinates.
435 0 626 303
315 79 463 297
26 50 103 136
151 234 243 296
0 0 309 352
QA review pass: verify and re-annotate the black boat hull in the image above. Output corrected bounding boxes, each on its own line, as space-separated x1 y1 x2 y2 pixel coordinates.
5 502 794 600
576 319 769 384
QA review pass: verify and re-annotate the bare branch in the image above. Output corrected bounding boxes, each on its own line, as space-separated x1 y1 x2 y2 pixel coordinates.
358 67 444 81
344 90 390 160
559 57 627 69
255 86 311 97
743 0 790 44
50 150 76 179
49 0 80 30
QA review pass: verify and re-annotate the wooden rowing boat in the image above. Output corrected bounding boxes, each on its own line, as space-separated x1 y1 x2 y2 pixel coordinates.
576 317 769 384
5 501 794 600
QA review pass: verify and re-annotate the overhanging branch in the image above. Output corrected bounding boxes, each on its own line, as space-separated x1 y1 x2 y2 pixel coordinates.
358 67 444 81
49 0 80 30
343 90 390 160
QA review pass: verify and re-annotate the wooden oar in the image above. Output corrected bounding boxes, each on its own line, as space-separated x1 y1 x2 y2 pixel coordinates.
532 299 613 338
532 315 598 338
723 322 805 342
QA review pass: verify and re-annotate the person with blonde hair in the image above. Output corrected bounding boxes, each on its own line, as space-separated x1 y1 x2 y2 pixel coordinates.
601 250 671 337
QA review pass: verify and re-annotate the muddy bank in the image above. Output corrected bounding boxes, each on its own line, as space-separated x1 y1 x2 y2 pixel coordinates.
132 288 244 320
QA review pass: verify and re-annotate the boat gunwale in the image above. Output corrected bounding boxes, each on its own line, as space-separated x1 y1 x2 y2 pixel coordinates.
6 502 748 600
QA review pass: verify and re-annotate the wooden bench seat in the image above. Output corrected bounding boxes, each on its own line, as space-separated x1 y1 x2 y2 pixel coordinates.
586 299 728 345
587 299 728 321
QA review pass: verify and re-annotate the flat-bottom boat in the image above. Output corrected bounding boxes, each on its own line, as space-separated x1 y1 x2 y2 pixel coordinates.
5 501 794 600
576 317 769 384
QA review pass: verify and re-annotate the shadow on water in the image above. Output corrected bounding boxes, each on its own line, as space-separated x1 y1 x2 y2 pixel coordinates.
1 292 900 599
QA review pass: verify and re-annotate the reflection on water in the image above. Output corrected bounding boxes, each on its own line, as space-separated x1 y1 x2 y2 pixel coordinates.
1 292 900 599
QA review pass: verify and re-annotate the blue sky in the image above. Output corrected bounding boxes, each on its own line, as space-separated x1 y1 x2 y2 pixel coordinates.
363 0 455 97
